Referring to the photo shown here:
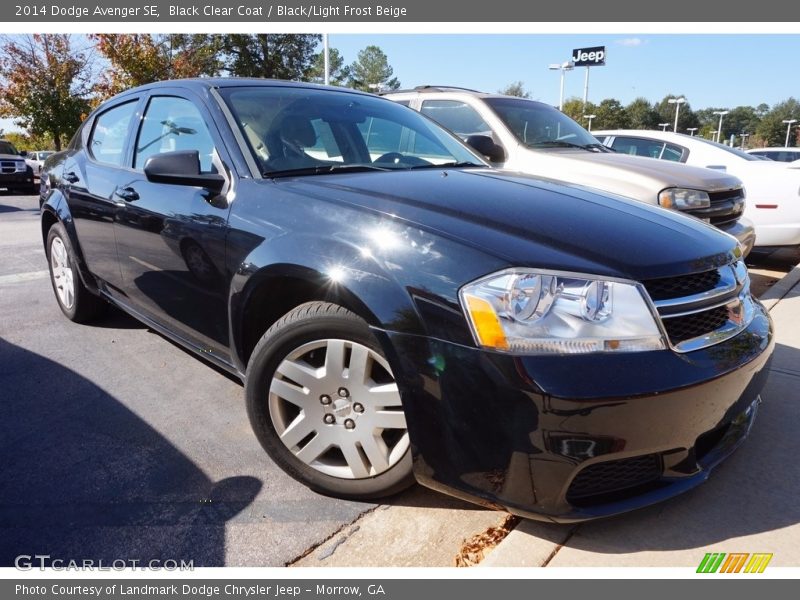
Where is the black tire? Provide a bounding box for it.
[245,301,414,500]
[46,222,106,323]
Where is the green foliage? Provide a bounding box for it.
[347,46,400,92]
[625,97,661,130]
[654,94,699,133]
[1,131,54,150]
[561,97,589,122]
[498,81,530,98]
[594,98,629,130]
[0,34,92,151]
[308,47,351,87]
[220,34,321,80]
[755,98,800,146]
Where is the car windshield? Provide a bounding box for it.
[38,151,54,160]
[0,141,19,155]
[484,97,601,149]
[218,86,486,177]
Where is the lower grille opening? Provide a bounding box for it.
[566,453,663,507]
[662,305,729,345]
[695,422,731,462]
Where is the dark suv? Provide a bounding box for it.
[0,139,36,194]
[40,79,773,521]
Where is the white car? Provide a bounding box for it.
[385,88,755,254]
[746,147,800,163]
[595,130,800,248]
[24,150,55,180]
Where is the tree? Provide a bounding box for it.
[755,98,800,146]
[498,81,530,98]
[308,47,351,87]
[92,34,222,101]
[220,34,320,80]
[561,98,596,124]
[0,34,93,151]
[594,98,629,130]
[347,46,400,92]
[625,97,661,130]
[654,94,699,133]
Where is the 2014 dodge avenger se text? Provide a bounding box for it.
[39,79,773,521]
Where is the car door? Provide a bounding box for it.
[62,98,141,289]
[112,91,234,360]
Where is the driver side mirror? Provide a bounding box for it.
[144,150,226,193]
[19,150,28,157]
[465,135,505,163]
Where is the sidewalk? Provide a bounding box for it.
[481,263,800,567]
[291,263,800,568]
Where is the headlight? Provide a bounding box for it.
[15,161,27,173]
[658,188,710,210]
[459,269,665,354]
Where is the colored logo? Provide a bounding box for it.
[697,552,773,573]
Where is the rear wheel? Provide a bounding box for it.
[46,222,105,323]
[245,301,414,499]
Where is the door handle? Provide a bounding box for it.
[63,171,79,183]
[115,187,140,202]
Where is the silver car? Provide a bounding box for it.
[385,87,755,255]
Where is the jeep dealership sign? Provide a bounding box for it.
[572,46,606,67]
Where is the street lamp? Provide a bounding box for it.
[668,97,686,132]
[658,123,670,132]
[583,114,597,131]
[740,132,750,149]
[548,61,574,111]
[713,110,729,143]
[687,127,698,136]
[782,119,798,147]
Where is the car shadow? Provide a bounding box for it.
[0,338,262,567]
[515,341,800,554]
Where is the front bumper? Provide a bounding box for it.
[719,217,756,256]
[0,173,35,190]
[380,301,773,522]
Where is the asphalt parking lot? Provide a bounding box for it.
[2,193,799,567]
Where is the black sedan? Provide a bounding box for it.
[39,79,773,521]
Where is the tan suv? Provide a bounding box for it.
[385,87,755,254]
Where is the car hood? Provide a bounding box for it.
[0,154,24,160]
[519,148,742,199]
[270,168,736,281]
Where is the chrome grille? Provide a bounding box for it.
[1,160,21,174]
[644,260,755,352]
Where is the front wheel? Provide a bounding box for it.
[245,302,414,499]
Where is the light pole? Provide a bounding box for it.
[584,114,597,131]
[687,127,698,136]
[713,110,729,143]
[658,123,670,132]
[782,119,797,147]
[668,97,686,132]
[548,61,574,111]
[740,132,750,149]
[323,34,330,85]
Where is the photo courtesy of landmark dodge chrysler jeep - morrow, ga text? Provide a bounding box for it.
[39,79,773,521]
[384,87,756,256]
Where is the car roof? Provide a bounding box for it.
[108,77,379,101]
[746,147,800,152]
[383,86,550,104]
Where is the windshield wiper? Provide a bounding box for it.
[405,161,484,169]
[528,140,610,152]
[264,164,391,178]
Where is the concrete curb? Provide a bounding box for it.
[759,263,800,310]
